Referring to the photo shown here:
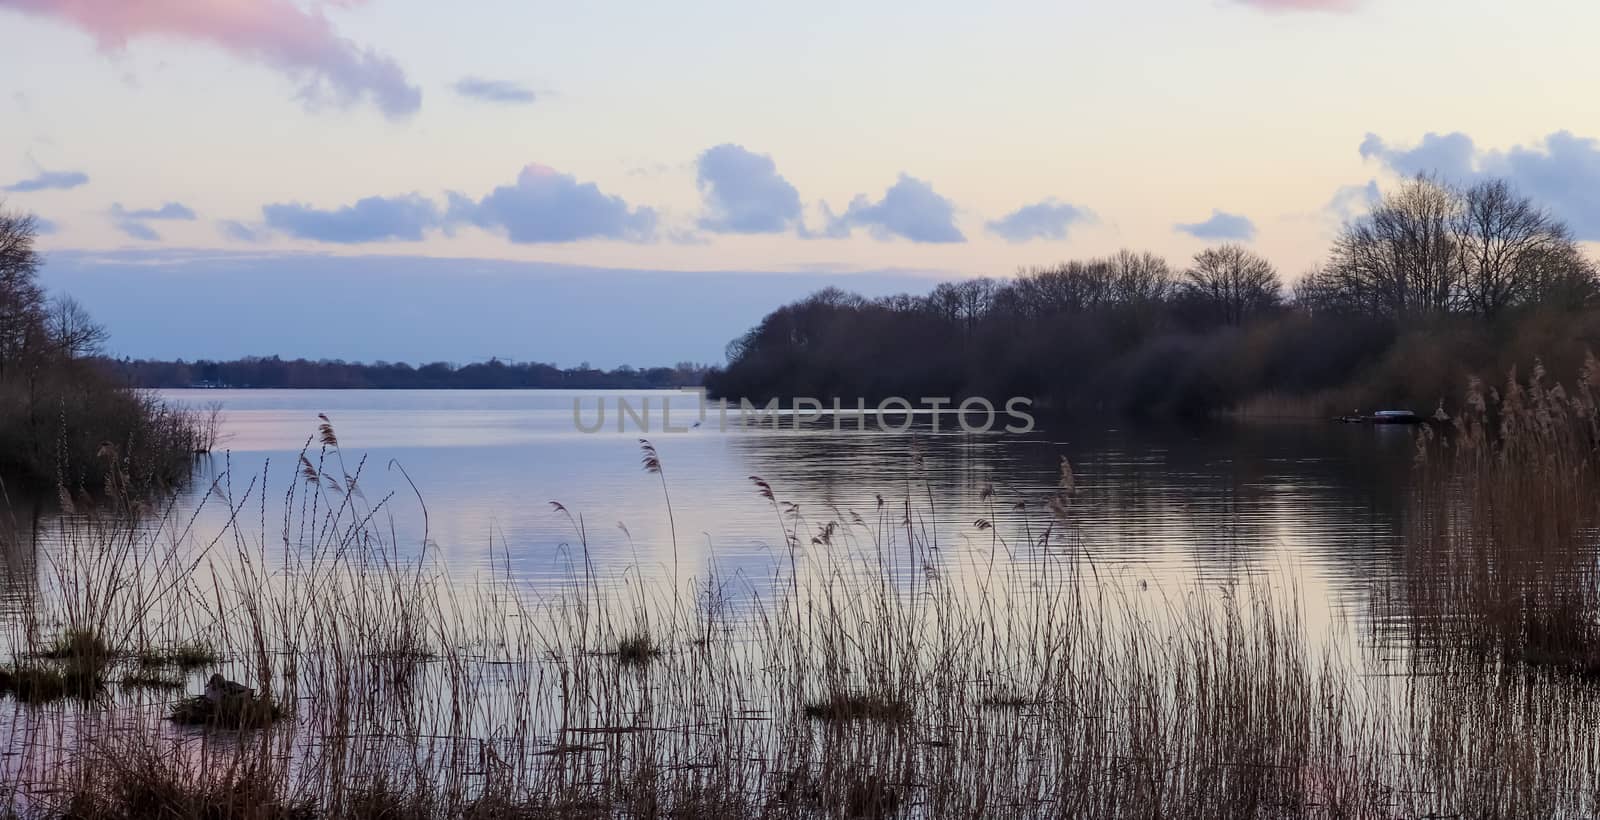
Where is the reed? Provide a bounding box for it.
[1,419,1598,818]
[1394,356,1600,675]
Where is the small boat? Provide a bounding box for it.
[1333,410,1424,425]
[1369,410,1423,424]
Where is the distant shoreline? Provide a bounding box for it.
[156,384,705,391]
[97,355,710,392]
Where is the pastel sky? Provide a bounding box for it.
[4,0,1599,365]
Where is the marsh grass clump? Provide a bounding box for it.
[1398,357,1600,674]
[168,693,285,729]
[53,740,308,820]
[119,669,185,690]
[0,661,104,703]
[40,628,111,663]
[614,632,660,665]
[980,690,1043,709]
[802,691,912,723]
[0,663,69,703]
[841,774,904,820]
[136,640,221,671]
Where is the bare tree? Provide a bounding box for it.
[1328,175,1460,320]
[1521,244,1600,310]
[1007,260,1117,317]
[1452,179,1581,319]
[1180,244,1281,325]
[0,205,47,377]
[1108,249,1174,305]
[48,295,109,358]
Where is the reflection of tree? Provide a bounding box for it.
[726,418,1415,599]
[0,496,45,633]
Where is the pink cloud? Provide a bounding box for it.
[0,0,420,117]
[1234,0,1360,11]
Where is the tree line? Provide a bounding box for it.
[101,356,710,391]
[1,206,206,491]
[707,176,1600,417]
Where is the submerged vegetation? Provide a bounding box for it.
[708,176,1600,419]
[0,396,1593,818]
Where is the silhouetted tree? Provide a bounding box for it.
[1328,175,1459,320]
[1179,245,1281,326]
[1453,179,1587,318]
[0,207,46,379]
[0,204,204,489]
[47,295,108,359]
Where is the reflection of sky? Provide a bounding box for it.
[139,391,1423,633]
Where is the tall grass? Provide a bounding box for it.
[1395,356,1600,674]
[1,422,1599,817]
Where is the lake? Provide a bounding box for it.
[101,388,1422,628]
[9,387,1596,818]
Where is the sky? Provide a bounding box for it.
[3,0,1599,366]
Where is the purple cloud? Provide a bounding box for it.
[4,168,89,192]
[0,0,421,118]
[826,174,965,243]
[217,220,264,242]
[1326,179,1382,221]
[986,199,1091,242]
[1359,132,1476,179]
[449,164,657,243]
[1175,209,1257,240]
[115,220,161,241]
[111,202,195,220]
[695,144,802,234]
[252,166,657,245]
[263,194,441,243]
[1361,130,1600,239]
[453,76,537,104]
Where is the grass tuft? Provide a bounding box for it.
[135,640,221,671]
[40,628,111,662]
[802,691,912,723]
[168,694,285,729]
[120,669,186,690]
[614,633,660,665]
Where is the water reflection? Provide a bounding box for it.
[1,390,1420,631]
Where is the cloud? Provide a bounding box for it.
[453,76,537,104]
[1175,209,1257,240]
[4,168,89,192]
[826,174,964,243]
[1359,132,1476,179]
[695,144,802,234]
[1326,179,1381,222]
[250,166,658,245]
[111,201,196,220]
[0,0,421,117]
[115,220,161,241]
[263,194,441,243]
[217,220,264,242]
[449,164,657,243]
[32,216,58,235]
[986,199,1090,242]
[1360,130,1600,239]
[1232,0,1359,11]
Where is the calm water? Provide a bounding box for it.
[94,389,1421,626]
